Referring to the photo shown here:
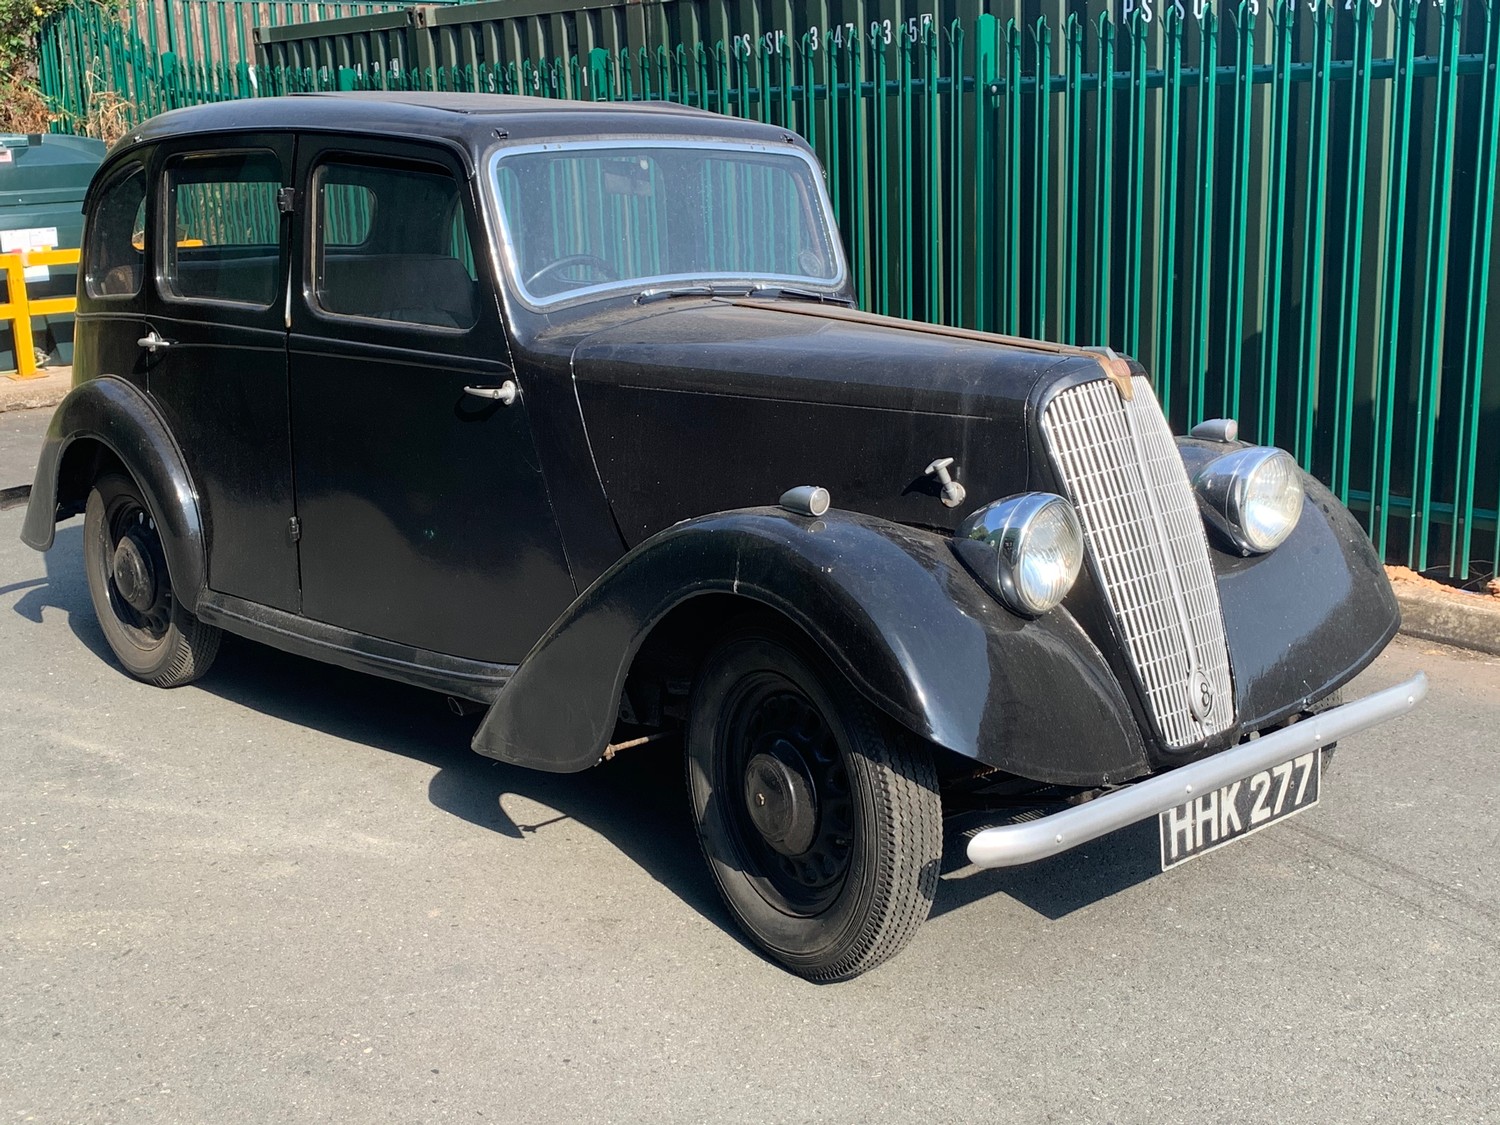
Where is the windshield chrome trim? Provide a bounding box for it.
[484,138,849,312]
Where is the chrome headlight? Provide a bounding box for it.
[954,493,1084,615]
[1192,446,1304,554]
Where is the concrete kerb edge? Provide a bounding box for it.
[0,370,70,414]
[1394,587,1500,658]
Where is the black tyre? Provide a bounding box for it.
[686,627,942,981]
[83,472,221,687]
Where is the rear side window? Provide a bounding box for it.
[163,151,282,307]
[84,164,147,299]
[323,182,375,247]
[313,160,477,331]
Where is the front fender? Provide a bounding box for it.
[1176,438,1402,731]
[472,508,1148,785]
[1218,479,1400,728]
[21,376,207,611]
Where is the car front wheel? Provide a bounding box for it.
[686,626,942,981]
[83,472,221,687]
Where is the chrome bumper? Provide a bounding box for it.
[965,673,1428,869]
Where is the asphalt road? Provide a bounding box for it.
[1,406,51,492]
[1,410,1497,1124]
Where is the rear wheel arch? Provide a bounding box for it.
[55,437,127,520]
[24,378,209,612]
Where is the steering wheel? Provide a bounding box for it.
[525,254,620,289]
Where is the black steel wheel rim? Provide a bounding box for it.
[715,673,854,916]
[98,493,172,645]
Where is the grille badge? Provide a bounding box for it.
[1188,671,1214,722]
[1042,375,1236,749]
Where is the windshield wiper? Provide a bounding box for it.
[637,284,753,304]
[748,285,854,306]
[637,283,853,306]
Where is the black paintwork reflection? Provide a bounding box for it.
[568,300,1085,544]
[143,134,301,613]
[1214,472,1398,728]
[282,132,577,664]
[287,339,576,664]
[146,328,300,612]
[1177,438,1400,740]
[473,508,1147,784]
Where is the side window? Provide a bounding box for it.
[84,164,147,299]
[313,159,477,331]
[323,182,374,247]
[451,207,477,281]
[163,151,282,307]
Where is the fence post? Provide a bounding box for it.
[2,250,81,381]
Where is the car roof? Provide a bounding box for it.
[115,92,803,161]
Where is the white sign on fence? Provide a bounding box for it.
[1,227,60,283]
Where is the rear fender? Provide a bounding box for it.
[21,376,207,611]
[472,508,1147,785]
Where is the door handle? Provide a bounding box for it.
[463,381,517,405]
[137,330,174,353]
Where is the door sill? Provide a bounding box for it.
[195,590,515,704]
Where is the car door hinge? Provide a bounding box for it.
[277,187,296,214]
[288,516,301,543]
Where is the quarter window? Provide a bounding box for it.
[163,151,282,307]
[84,164,147,299]
[313,160,477,331]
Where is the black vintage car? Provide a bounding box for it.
[24,93,1424,980]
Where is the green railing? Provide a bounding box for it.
[36,0,469,123]
[34,0,1500,585]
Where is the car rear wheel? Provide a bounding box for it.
[686,626,942,981]
[83,472,220,687]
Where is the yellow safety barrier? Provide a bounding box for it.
[2,247,80,380]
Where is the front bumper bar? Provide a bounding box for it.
[966,672,1428,868]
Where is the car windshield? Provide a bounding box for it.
[490,142,844,304]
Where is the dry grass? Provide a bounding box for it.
[76,79,132,144]
[0,73,56,133]
[1386,565,1500,602]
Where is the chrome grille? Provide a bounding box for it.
[1042,376,1234,749]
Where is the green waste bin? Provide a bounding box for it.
[0,133,107,373]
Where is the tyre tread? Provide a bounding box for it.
[807,706,941,982]
[147,605,222,688]
[85,473,222,689]
[687,622,942,982]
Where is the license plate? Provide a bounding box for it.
[1158,749,1321,870]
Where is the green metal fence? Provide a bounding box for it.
[36,0,469,122]
[34,0,1500,585]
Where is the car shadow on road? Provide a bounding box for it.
[10,527,1161,942]
[7,524,118,665]
[933,811,1161,921]
[206,635,1168,932]
[204,633,745,941]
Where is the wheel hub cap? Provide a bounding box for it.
[743,743,818,856]
[111,533,157,613]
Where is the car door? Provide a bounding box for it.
[144,136,299,613]
[286,139,576,664]
[74,156,156,395]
